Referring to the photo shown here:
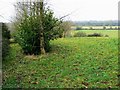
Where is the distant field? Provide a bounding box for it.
[72,30,118,38]
[3,30,119,88]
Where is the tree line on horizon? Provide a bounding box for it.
[74,20,118,26]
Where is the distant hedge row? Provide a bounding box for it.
[74,32,109,37]
[75,26,118,30]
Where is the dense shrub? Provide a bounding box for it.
[76,27,82,30]
[105,35,109,37]
[87,33,103,37]
[15,18,40,55]
[74,32,87,37]
[10,30,17,43]
[14,2,63,55]
[2,23,10,59]
[89,27,93,30]
[103,26,106,30]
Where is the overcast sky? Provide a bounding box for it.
[0,0,119,22]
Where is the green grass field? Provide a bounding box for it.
[3,30,119,88]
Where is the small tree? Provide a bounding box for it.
[60,21,73,37]
[14,1,63,55]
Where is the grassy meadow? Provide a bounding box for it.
[3,30,119,88]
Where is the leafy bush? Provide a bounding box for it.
[74,32,87,37]
[15,18,40,55]
[2,23,10,59]
[105,35,109,37]
[10,31,17,43]
[87,33,103,37]
[89,27,93,30]
[14,2,63,55]
[103,26,106,30]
